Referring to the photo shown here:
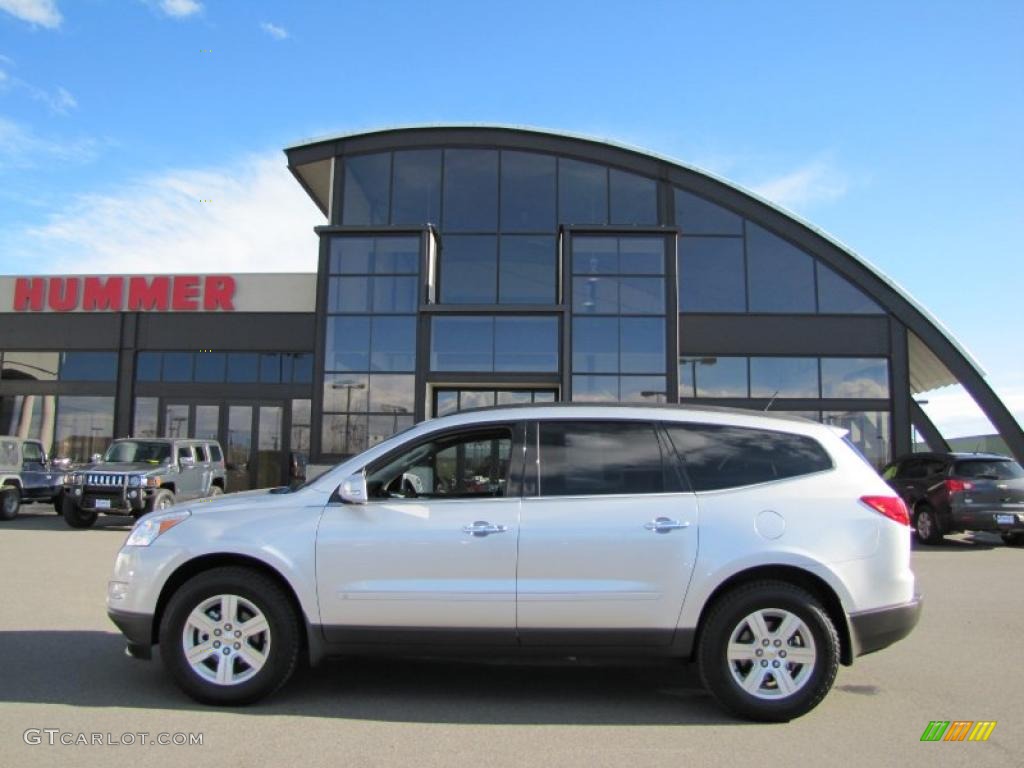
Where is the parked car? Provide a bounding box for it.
[0,436,68,520]
[882,452,1024,545]
[106,405,920,721]
[63,438,226,529]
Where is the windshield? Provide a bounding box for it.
[953,459,1024,480]
[103,441,171,464]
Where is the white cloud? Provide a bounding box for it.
[0,0,62,28]
[27,82,76,114]
[918,380,1024,440]
[0,116,99,167]
[750,159,849,210]
[158,0,201,18]
[7,153,323,274]
[260,21,288,40]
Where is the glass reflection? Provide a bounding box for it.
[750,357,819,398]
[821,358,889,398]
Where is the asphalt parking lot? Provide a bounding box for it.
[0,509,1020,768]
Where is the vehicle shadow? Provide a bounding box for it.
[1,509,134,532]
[911,532,1004,552]
[0,630,740,726]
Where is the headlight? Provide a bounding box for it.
[128,475,142,488]
[144,476,161,488]
[125,509,191,547]
[69,474,84,486]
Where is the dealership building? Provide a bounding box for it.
[1,126,1021,489]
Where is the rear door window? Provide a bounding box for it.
[536,421,683,497]
[208,444,224,463]
[665,423,832,491]
[177,445,194,463]
[195,444,210,463]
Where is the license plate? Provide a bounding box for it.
[95,499,111,510]
[996,514,1015,525]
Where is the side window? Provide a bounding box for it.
[896,459,924,479]
[208,444,224,463]
[22,442,42,463]
[196,445,210,463]
[367,427,513,500]
[177,445,194,463]
[0,440,18,466]
[537,421,679,497]
[665,423,832,491]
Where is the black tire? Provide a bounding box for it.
[1001,532,1024,547]
[52,490,64,514]
[697,580,840,722]
[0,487,20,520]
[913,505,943,545]
[62,496,97,529]
[147,489,175,513]
[159,566,301,706]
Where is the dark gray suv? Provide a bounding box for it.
[62,438,226,529]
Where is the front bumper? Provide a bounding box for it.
[69,485,151,514]
[849,595,923,657]
[107,608,154,660]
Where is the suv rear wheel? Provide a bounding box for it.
[159,567,301,705]
[62,496,97,529]
[913,504,943,545]
[0,486,20,520]
[698,581,839,722]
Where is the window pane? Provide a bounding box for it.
[328,276,371,312]
[679,237,746,312]
[370,316,416,371]
[368,413,415,447]
[500,151,556,231]
[750,357,819,398]
[391,149,441,226]
[620,317,665,373]
[619,237,664,275]
[619,277,665,314]
[443,149,498,231]
[538,421,668,496]
[497,390,532,405]
[226,353,258,383]
[459,390,495,410]
[373,237,420,274]
[259,353,281,383]
[823,411,890,469]
[325,316,370,371]
[323,374,368,412]
[559,159,608,225]
[821,358,889,398]
[746,224,816,313]
[194,352,226,383]
[440,235,497,304]
[368,374,415,413]
[291,399,312,453]
[136,352,161,382]
[534,391,556,403]
[817,263,883,314]
[572,375,618,402]
[372,276,419,313]
[59,352,117,381]
[435,390,459,416]
[54,396,114,463]
[431,316,493,371]
[609,169,657,226]
[572,237,618,274]
[162,352,193,382]
[133,397,158,438]
[494,317,558,372]
[688,356,748,398]
[572,317,618,373]
[289,354,313,384]
[572,276,618,314]
[1,352,58,381]
[499,235,556,304]
[620,375,668,403]
[322,414,367,455]
[666,424,833,491]
[329,237,373,274]
[342,153,390,226]
[195,405,220,440]
[674,189,743,235]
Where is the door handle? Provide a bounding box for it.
[644,517,690,534]
[462,521,509,537]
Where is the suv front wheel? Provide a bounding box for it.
[698,581,840,722]
[62,497,97,529]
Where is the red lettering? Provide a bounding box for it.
[47,277,79,311]
[82,276,124,311]
[13,278,44,311]
[203,275,235,311]
[127,277,170,311]
[171,275,200,311]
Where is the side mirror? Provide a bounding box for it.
[180,456,195,467]
[90,453,102,464]
[338,473,368,505]
[52,457,71,470]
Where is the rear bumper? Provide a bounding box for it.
[107,608,154,660]
[951,508,1024,533]
[849,595,922,657]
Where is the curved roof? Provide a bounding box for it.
[285,124,982,386]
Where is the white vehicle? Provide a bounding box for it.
[107,405,920,721]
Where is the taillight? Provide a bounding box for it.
[945,478,974,493]
[861,495,910,526]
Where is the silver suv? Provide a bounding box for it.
[106,405,921,721]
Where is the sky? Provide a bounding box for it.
[0,0,1021,438]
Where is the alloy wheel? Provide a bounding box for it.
[181,594,271,686]
[725,608,817,700]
